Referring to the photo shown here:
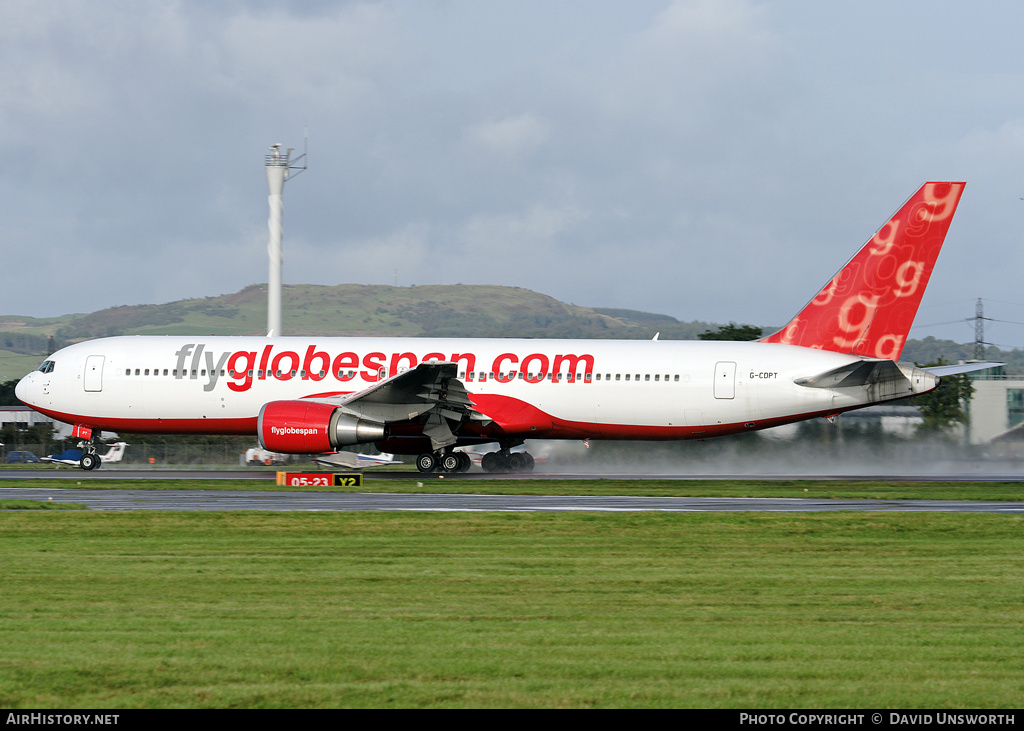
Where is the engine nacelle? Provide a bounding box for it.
[258,400,387,453]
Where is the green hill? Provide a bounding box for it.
[0,283,704,380]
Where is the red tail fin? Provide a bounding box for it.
[760,182,965,360]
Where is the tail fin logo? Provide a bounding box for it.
[761,182,965,360]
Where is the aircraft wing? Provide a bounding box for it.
[357,453,401,467]
[326,362,484,450]
[41,448,85,466]
[312,452,402,469]
[40,458,82,467]
[312,452,359,469]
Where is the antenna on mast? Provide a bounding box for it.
[264,136,308,337]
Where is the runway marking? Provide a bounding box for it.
[393,508,491,512]
[521,506,696,512]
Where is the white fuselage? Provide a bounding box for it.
[15,335,937,449]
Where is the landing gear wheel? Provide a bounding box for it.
[507,453,526,472]
[457,452,472,472]
[441,453,461,472]
[481,452,502,473]
[80,453,100,471]
[416,453,438,473]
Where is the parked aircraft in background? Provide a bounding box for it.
[244,447,287,466]
[311,451,402,470]
[41,442,128,470]
[17,182,997,472]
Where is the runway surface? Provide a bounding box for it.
[3,486,1023,513]
[2,468,1024,482]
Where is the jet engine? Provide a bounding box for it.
[258,400,387,453]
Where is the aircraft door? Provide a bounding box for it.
[84,355,105,392]
[714,361,736,399]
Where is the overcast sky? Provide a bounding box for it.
[4,1,1024,347]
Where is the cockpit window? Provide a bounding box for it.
[37,360,55,374]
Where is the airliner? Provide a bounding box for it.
[16,182,990,472]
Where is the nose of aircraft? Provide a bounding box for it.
[15,371,39,407]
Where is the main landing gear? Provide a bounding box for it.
[415,451,472,474]
[480,450,535,473]
[415,444,537,474]
[413,444,540,473]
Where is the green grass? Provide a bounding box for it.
[1,510,1023,708]
[0,499,88,510]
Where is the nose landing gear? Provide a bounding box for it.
[77,443,102,470]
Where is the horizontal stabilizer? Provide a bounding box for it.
[921,362,1002,377]
[795,360,907,389]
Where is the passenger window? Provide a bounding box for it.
[615,374,620,381]
[625,374,630,381]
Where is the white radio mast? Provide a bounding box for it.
[264,137,306,337]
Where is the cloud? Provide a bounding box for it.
[465,113,550,161]
[1,0,1023,348]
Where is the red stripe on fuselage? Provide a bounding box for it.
[29,404,258,436]
[34,393,862,449]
